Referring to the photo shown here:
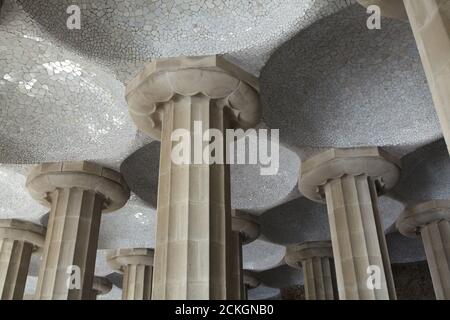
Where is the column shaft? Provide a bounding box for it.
[0,239,33,299]
[122,264,153,300]
[35,188,104,300]
[302,257,334,300]
[324,174,396,300]
[403,0,450,154]
[421,220,450,299]
[152,95,232,299]
[229,231,244,300]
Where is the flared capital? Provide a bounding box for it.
[125,55,262,140]
[107,248,155,273]
[397,200,450,238]
[232,210,260,244]
[299,147,400,202]
[0,219,45,250]
[285,241,333,269]
[26,161,130,213]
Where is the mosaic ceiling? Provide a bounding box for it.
[261,4,442,155]
[0,0,444,298]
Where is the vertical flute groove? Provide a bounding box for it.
[324,174,395,300]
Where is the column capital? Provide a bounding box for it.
[0,219,45,250]
[26,161,130,213]
[243,270,260,290]
[299,147,400,202]
[356,0,407,20]
[125,55,261,140]
[107,248,155,273]
[92,276,113,296]
[397,200,450,238]
[232,210,260,244]
[285,241,333,269]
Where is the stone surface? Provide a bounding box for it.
[0,219,45,300]
[261,4,441,155]
[286,241,336,300]
[229,138,301,213]
[1,0,447,301]
[98,194,156,250]
[26,161,129,300]
[300,147,401,202]
[229,211,260,300]
[91,276,112,299]
[259,195,403,246]
[97,282,122,300]
[232,211,260,244]
[392,139,450,205]
[12,0,356,76]
[281,285,306,300]
[392,262,435,300]
[243,239,286,271]
[0,1,146,164]
[121,139,300,213]
[397,200,450,299]
[299,148,399,300]
[0,0,360,165]
[282,261,436,300]
[403,0,450,155]
[0,165,48,224]
[24,274,123,300]
[127,56,261,300]
[248,285,281,300]
[107,248,154,300]
[387,231,426,264]
[126,55,261,139]
[39,194,156,250]
[257,264,303,289]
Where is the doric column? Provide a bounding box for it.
[91,276,112,300]
[0,219,45,300]
[357,0,450,155]
[299,148,400,300]
[286,241,336,300]
[26,161,129,300]
[243,270,260,300]
[230,210,260,300]
[126,55,261,299]
[397,200,450,300]
[107,248,154,300]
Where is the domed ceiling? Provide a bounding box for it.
[15,0,355,75]
[0,0,443,299]
[261,4,441,155]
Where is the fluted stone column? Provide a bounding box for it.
[358,0,450,155]
[286,241,336,300]
[126,55,261,299]
[0,219,45,300]
[26,161,129,300]
[299,148,399,300]
[107,248,154,300]
[397,200,450,300]
[91,276,112,300]
[243,270,260,300]
[230,211,260,300]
